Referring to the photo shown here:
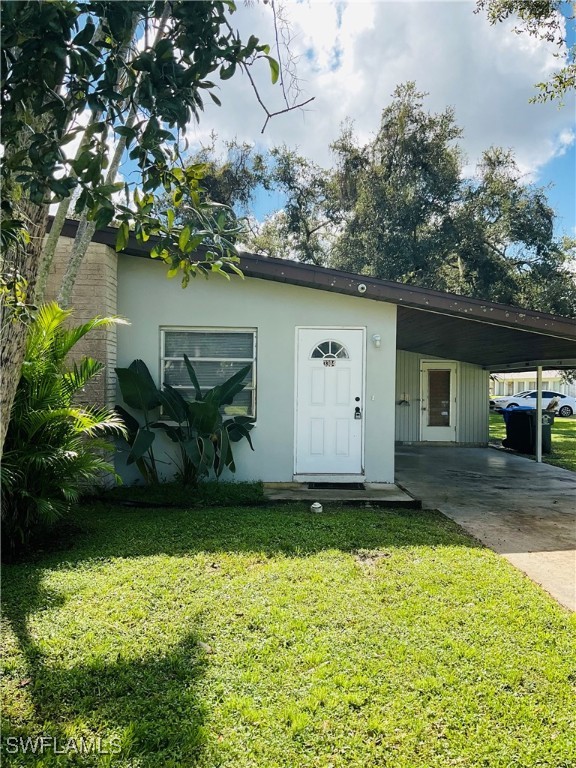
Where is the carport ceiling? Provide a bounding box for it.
[396,306,576,370]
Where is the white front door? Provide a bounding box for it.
[295,328,364,476]
[420,361,458,441]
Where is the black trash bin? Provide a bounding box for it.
[501,407,554,454]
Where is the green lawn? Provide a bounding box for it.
[2,504,575,767]
[490,412,576,472]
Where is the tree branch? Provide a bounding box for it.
[271,0,289,107]
[242,60,315,132]
[222,15,314,133]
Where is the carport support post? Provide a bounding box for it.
[536,366,543,463]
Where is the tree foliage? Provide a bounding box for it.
[263,147,342,265]
[152,137,271,257]
[451,147,573,310]
[225,84,575,315]
[186,137,271,212]
[331,84,463,284]
[160,140,343,265]
[1,0,278,264]
[0,0,287,457]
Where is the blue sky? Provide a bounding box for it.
[541,144,575,238]
[543,0,575,238]
[181,1,575,242]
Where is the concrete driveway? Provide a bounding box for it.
[395,446,576,611]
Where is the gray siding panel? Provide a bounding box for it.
[458,363,490,443]
[396,351,489,444]
[395,351,421,441]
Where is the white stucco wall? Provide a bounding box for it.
[117,254,397,483]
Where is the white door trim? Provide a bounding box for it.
[294,326,366,479]
[420,360,458,442]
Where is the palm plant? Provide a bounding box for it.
[1,303,126,556]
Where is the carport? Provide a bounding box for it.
[390,287,576,461]
[395,445,576,611]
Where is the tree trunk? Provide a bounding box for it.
[57,216,96,307]
[56,9,164,306]
[0,202,49,456]
[35,188,76,304]
[34,18,107,304]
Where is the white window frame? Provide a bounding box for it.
[160,327,257,418]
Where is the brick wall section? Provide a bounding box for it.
[44,237,119,408]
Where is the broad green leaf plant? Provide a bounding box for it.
[115,356,255,486]
[115,360,163,484]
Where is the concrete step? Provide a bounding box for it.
[263,482,420,508]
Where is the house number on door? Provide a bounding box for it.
[323,359,336,367]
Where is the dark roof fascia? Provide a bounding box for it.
[53,217,576,342]
[237,253,576,342]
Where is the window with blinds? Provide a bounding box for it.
[160,329,256,417]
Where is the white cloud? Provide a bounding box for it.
[183,0,574,191]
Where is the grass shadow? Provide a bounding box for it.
[2,584,210,767]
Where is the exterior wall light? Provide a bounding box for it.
[371,334,381,348]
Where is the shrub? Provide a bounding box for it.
[1,303,126,557]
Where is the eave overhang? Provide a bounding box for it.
[54,218,576,370]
